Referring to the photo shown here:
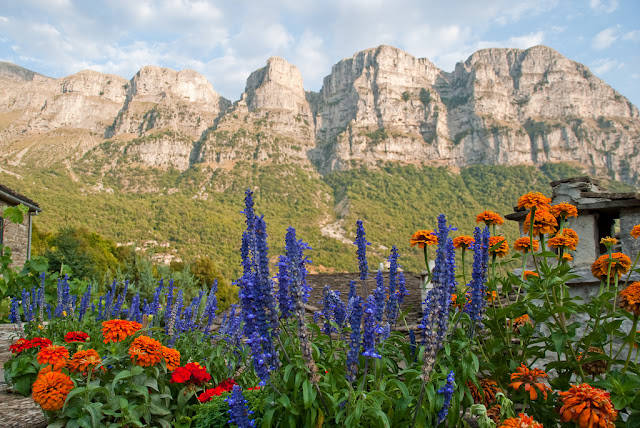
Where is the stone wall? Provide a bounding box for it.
[0,200,30,267]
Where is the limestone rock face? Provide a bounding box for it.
[108,66,230,139]
[195,57,315,168]
[313,45,640,183]
[1,45,639,183]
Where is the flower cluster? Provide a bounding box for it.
[498,413,543,428]
[619,281,640,316]
[31,367,74,411]
[558,384,617,428]
[197,378,237,403]
[128,335,162,367]
[437,371,455,423]
[464,226,490,332]
[170,362,211,386]
[101,319,142,343]
[64,331,89,343]
[355,220,371,279]
[161,346,181,371]
[523,209,557,236]
[467,378,500,406]
[488,236,509,258]
[476,210,504,226]
[591,253,631,281]
[410,229,438,248]
[67,349,102,375]
[509,364,551,400]
[225,385,256,428]
[452,235,475,249]
[37,345,70,370]
[549,202,578,219]
[513,237,539,253]
[9,337,52,354]
[517,192,551,210]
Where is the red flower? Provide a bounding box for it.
[247,386,261,391]
[170,362,211,386]
[218,378,237,391]
[64,331,89,343]
[198,386,227,403]
[10,337,53,354]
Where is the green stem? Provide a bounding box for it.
[623,316,639,373]
[528,207,541,275]
[461,249,467,285]
[423,246,431,282]
[516,253,528,303]
[609,275,620,358]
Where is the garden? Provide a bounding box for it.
[2,189,639,427]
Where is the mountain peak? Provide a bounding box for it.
[244,56,308,114]
[0,61,50,82]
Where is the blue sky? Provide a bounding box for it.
[1,0,639,106]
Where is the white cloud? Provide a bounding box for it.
[589,0,619,14]
[623,30,640,42]
[591,58,624,74]
[593,27,619,50]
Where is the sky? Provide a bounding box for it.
[1,0,639,106]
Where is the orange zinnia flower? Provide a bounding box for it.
[161,346,181,371]
[102,319,142,344]
[476,210,504,226]
[499,413,543,428]
[488,236,509,258]
[32,369,74,411]
[517,192,551,211]
[513,237,539,253]
[512,314,534,333]
[37,345,70,370]
[591,253,631,281]
[523,210,557,236]
[523,271,539,280]
[562,253,574,262]
[452,235,475,250]
[67,349,102,375]
[550,202,578,219]
[467,378,501,406]
[128,335,162,367]
[619,281,640,316]
[548,233,578,250]
[410,230,438,248]
[559,384,617,428]
[631,224,640,239]
[509,364,551,400]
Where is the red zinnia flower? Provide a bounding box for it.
[64,331,89,343]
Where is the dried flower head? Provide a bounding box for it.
[619,281,640,316]
[452,235,475,250]
[591,253,631,281]
[37,345,69,370]
[523,210,558,236]
[576,347,608,376]
[512,314,534,333]
[550,202,578,219]
[410,229,438,248]
[476,210,504,226]
[509,364,551,400]
[517,192,551,211]
[161,346,181,372]
[128,335,162,367]
[559,384,617,428]
[67,349,102,375]
[32,369,74,411]
[562,253,574,262]
[101,319,142,344]
[488,236,509,258]
[499,413,543,428]
[467,378,501,406]
[513,237,539,253]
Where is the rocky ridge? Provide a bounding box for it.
[0,45,638,183]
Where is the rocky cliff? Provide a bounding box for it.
[1,45,638,183]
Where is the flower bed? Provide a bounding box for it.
[2,189,640,427]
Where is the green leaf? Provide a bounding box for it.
[303,380,313,409]
[2,204,27,224]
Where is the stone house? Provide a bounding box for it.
[0,184,41,267]
[505,176,640,285]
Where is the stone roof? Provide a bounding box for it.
[505,176,640,221]
[0,184,41,212]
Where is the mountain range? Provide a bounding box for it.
[0,45,637,278]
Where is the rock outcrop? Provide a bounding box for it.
[0,45,639,182]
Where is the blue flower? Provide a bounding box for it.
[437,371,455,423]
[373,270,385,324]
[346,295,363,380]
[9,297,20,323]
[78,285,91,322]
[21,289,33,322]
[202,280,218,332]
[348,280,357,302]
[362,295,381,359]
[128,292,141,322]
[276,255,293,318]
[464,226,490,336]
[354,220,370,281]
[151,279,164,316]
[225,385,256,428]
